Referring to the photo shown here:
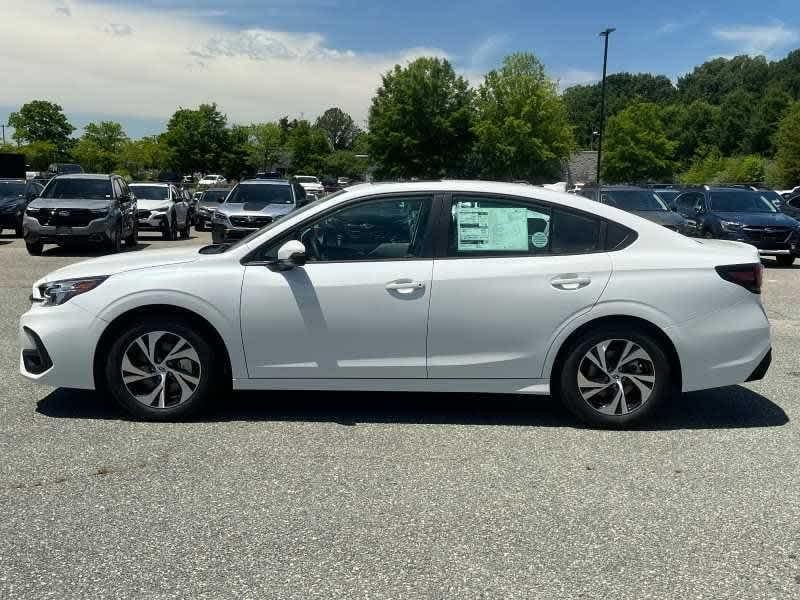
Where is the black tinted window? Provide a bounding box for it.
[42,178,112,199]
[551,209,601,254]
[201,190,229,203]
[709,191,778,213]
[605,222,636,251]
[0,181,26,197]
[226,184,293,206]
[130,185,169,200]
[293,196,432,261]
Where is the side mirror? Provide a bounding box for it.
[270,240,307,271]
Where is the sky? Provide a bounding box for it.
[1,0,799,139]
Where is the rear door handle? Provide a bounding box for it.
[550,275,591,290]
[386,279,425,292]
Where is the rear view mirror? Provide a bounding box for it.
[270,240,307,271]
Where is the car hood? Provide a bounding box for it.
[219,203,294,217]
[198,200,222,209]
[711,211,800,227]
[136,199,171,211]
[27,198,112,210]
[36,246,201,285]
[628,210,685,227]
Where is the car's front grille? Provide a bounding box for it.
[137,209,151,220]
[230,215,273,228]
[741,226,792,243]
[35,208,96,227]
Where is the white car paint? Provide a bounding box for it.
[20,181,770,404]
[199,175,226,186]
[294,175,325,195]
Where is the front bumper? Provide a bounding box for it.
[136,211,167,231]
[23,215,114,245]
[0,208,22,228]
[212,223,257,243]
[718,230,799,256]
[19,300,104,389]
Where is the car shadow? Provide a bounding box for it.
[41,243,150,257]
[761,257,800,269]
[36,385,788,430]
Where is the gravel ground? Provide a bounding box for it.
[0,229,798,599]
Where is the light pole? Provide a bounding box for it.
[355,154,369,182]
[596,27,615,201]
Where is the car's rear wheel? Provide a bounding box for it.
[557,326,672,428]
[162,215,175,241]
[776,255,795,267]
[104,318,218,420]
[106,223,122,253]
[124,221,138,248]
[180,214,191,239]
[26,241,43,255]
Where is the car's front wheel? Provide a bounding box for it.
[104,317,219,420]
[557,326,672,428]
[26,240,43,255]
[776,255,795,267]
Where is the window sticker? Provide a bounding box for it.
[456,204,529,251]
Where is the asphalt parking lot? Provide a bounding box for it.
[0,229,799,599]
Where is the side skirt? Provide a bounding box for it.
[232,378,550,395]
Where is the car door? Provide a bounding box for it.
[675,192,702,235]
[240,193,436,379]
[426,193,612,380]
[171,185,188,225]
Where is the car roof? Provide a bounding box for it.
[239,178,291,185]
[52,173,114,180]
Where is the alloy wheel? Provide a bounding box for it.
[577,339,656,416]
[120,331,202,409]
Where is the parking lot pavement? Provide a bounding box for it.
[0,229,799,599]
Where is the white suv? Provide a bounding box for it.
[19,181,771,426]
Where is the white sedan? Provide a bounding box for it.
[198,174,227,187]
[19,181,771,427]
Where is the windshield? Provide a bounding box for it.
[221,190,346,253]
[295,176,319,184]
[0,181,26,197]
[225,183,293,205]
[602,190,668,211]
[130,185,169,200]
[201,190,229,203]
[709,191,778,213]
[41,178,112,200]
[654,190,680,204]
[759,191,783,205]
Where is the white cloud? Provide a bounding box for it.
[556,69,600,91]
[712,22,799,56]
[0,0,447,132]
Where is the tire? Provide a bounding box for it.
[124,221,138,248]
[26,241,43,255]
[776,255,795,267]
[557,325,672,428]
[180,215,190,239]
[15,225,23,237]
[703,230,714,239]
[104,317,219,421]
[106,223,122,253]
[162,214,175,241]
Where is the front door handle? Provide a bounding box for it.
[386,279,425,292]
[551,275,591,290]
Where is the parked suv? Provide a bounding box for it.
[23,174,137,255]
[212,179,307,244]
[129,183,191,240]
[590,186,688,233]
[294,175,325,197]
[0,179,44,236]
[673,186,800,266]
[195,187,230,231]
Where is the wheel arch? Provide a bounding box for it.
[547,315,682,397]
[93,304,232,391]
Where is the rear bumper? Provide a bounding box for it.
[745,348,771,382]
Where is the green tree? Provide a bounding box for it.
[7,100,75,155]
[562,73,676,148]
[247,122,283,172]
[774,102,800,187]
[286,121,331,174]
[19,141,58,171]
[322,150,367,180]
[221,124,252,180]
[315,107,361,150]
[745,84,792,155]
[602,102,677,183]
[368,57,473,179]
[163,103,229,175]
[119,136,170,180]
[472,52,573,181]
[715,90,756,156]
[663,101,721,165]
[71,121,129,173]
[678,55,770,105]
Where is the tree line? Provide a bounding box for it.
[3,49,800,187]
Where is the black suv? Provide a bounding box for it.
[579,186,688,233]
[0,179,44,236]
[673,186,800,266]
[23,174,137,255]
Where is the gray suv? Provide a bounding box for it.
[212,179,307,243]
[23,174,137,255]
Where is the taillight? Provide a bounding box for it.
[715,263,763,294]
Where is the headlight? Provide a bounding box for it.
[36,276,108,307]
[213,212,229,223]
[720,220,743,232]
[26,206,40,214]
